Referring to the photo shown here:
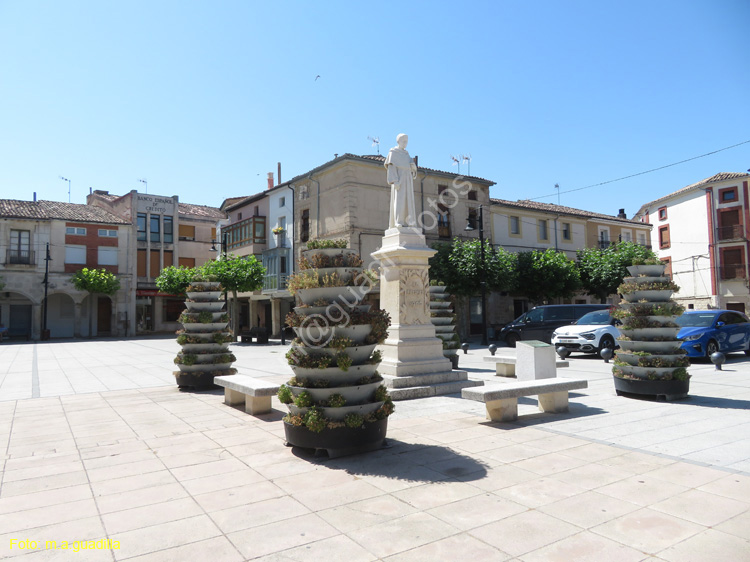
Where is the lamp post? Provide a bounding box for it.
[210,231,229,309]
[59,176,71,203]
[41,243,51,340]
[465,205,489,346]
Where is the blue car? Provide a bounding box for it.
[676,309,750,358]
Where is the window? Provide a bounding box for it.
[164,250,173,268]
[661,257,672,277]
[659,225,670,249]
[721,248,744,279]
[162,299,184,322]
[718,208,741,240]
[9,229,31,263]
[137,213,147,241]
[279,197,286,207]
[178,224,195,241]
[137,249,147,277]
[97,247,118,266]
[237,212,242,220]
[510,216,521,235]
[658,206,667,221]
[98,229,117,237]
[66,227,86,235]
[279,216,286,231]
[599,228,610,248]
[468,208,478,230]
[538,219,549,241]
[298,185,309,200]
[637,232,647,245]
[621,230,633,242]
[254,205,260,216]
[150,250,160,278]
[562,222,571,241]
[65,245,86,264]
[254,220,265,242]
[301,209,310,242]
[150,215,160,242]
[163,216,173,243]
[178,257,195,268]
[467,190,477,201]
[719,187,738,203]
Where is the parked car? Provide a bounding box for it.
[551,309,621,356]
[498,304,610,346]
[677,309,750,359]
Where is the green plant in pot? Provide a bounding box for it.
[613,261,690,400]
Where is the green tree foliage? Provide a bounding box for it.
[429,240,517,298]
[514,249,581,303]
[577,242,658,303]
[155,266,195,296]
[200,254,265,335]
[70,268,120,295]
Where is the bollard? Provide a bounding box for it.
[461,342,470,355]
[600,347,614,363]
[710,351,726,371]
[556,346,570,360]
[488,344,497,356]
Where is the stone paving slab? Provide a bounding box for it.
[0,338,749,559]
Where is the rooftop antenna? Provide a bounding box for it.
[554,183,560,205]
[461,154,472,177]
[368,136,380,155]
[138,178,148,194]
[450,155,460,175]
[59,176,71,203]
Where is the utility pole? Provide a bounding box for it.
[60,176,71,203]
[138,178,148,193]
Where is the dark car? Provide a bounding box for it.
[677,309,750,359]
[498,304,611,347]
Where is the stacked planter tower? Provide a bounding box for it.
[429,283,460,367]
[613,262,690,401]
[280,240,393,458]
[173,278,236,390]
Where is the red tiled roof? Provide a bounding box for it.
[0,199,129,224]
[491,198,648,226]
[636,172,750,215]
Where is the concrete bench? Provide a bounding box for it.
[214,375,279,415]
[462,378,588,422]
[483,356,569,377]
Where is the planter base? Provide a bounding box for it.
[174,371,218,391]
[613,376,689,401]
[283,418,388,459]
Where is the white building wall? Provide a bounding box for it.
[268,187,294,262]
[491,210,586,258]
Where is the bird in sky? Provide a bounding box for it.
[315,75,321,81]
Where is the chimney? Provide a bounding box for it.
[33,192,37,202]
[267,172,274,190]
[617,208,627,219]
[277,162,281,185]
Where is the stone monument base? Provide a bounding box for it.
[373,227,482,400]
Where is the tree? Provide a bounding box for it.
[155,266,195,296]
[429,240,517,298]
[514,249,581,303]
[577,242,658,303]
[200,254,265,336]
[70,268,120,337]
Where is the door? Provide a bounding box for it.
[97,298,112,335]
[520,307,549,341]
[718,312,749,352]
[9,305,32,338]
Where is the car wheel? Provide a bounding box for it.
[705,340,719,358]
[745,349,750,357]
[598,335,615,356]
[505,333,519,348]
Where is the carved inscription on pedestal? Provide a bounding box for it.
[399,268,430,325]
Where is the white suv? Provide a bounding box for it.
[551,309,620,356]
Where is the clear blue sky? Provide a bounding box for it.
[1,0,748,218]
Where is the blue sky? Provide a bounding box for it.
[1,0,748,218]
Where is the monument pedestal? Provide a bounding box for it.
[372,228,482,400]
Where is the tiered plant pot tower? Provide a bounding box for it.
[613,262,690,401]
[429,282,460,367]
[173,277,236,390]
[280,240,394,458]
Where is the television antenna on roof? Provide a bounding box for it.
[368,136,380,155]
[138,178,148,194]
[461,154,472,177]
[450,155,460,175]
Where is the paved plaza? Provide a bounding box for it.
[0,337,749,560]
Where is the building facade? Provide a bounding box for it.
[87,190,225,334]
[0,199,131,340]
[635,172,750,312]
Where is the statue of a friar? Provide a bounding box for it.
[384,133,418,228]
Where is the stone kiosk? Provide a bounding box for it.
[372,134,481,399]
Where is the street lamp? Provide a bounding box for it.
[41,243,51,340]
[210,231,229,309]
[465,205,489,346]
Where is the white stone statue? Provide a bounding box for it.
[384,133,418,228]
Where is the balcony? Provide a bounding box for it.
[225,216,267,251]
[720,264,746,280]
[6,249,35,265]
[263,273,288,292]
[717,225,744,241]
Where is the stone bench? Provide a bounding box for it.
[483,356,569,377]
[462,378,588,422]
[214,375,279,415]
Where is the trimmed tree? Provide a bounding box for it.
[155,265,196,296]
[514,249,581,303]
[429,240,517,297]
[200,254,265,337]
[577,242,658,303]
[70,268,120,337]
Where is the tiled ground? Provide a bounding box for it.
[0,338,749,560]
